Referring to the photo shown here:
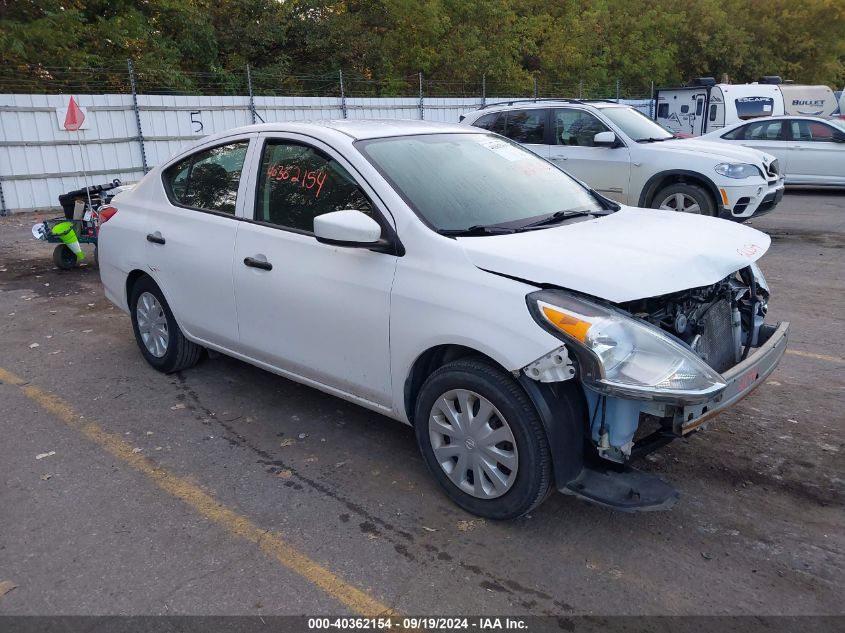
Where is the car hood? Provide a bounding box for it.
[658,138,770,165]
[457,206,770,303]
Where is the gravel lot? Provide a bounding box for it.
[0,191,842,618]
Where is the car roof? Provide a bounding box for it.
[198,119,479,144]
[719,114,838,129]
[470,99,629,115]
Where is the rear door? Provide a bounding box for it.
[548,107,631,203]
[148,137,253,348]
[494,108,550,158]
[232,134,397,406]
[787,119,845,184]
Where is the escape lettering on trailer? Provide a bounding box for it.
[267,164,328,198]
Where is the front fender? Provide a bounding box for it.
[638,169,723,210]
[517,376,588,490]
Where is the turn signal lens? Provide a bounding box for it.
[541,305,590,342]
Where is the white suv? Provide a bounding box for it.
[461,99,785,220]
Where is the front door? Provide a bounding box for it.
[548,108,631,203]
[147,138,252,348]
[729,120,790,176]
[233,135,397,406]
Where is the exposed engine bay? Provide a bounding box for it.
[620,266,770,374]
[583,265,774,464]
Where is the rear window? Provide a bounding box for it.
[735,97,774,120]
[163,141,249,214]
[472,112,500,131]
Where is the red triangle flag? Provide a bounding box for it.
[64,96,85,131]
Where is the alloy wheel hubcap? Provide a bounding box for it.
[136,292,169,358]
[659,192,701,214]
[428,389,518,499]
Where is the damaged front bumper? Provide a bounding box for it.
[675,321,789,435]
[561,321,789,512]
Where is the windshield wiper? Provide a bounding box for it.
[515,209,596,230]
[438,224,516,237]
[636,137,672,143]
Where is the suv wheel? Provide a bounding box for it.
[414,358,552,520]
[129,275,202,373]
[652,183,716,216]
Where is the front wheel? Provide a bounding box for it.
[414,358,552,519]
[651,183,716,216]
[129,275,202,373]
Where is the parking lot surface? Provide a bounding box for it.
[1,191,843,617]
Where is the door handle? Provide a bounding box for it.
[243,256,272,271]
[146,233,165,245]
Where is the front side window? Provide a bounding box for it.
[357,133,602,232]
[163,141,248,214]
[554,109,611,146]
[501,109,546,144]
[255,140,373,232]
[742,120,785,140]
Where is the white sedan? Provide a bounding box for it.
[700,115,845,186]
[99,120,788,519]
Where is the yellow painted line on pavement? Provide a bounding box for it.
[785,349,844,364]
[0,366,394,617]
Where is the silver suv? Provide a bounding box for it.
[461,99,784,220]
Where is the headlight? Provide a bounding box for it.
[527,290,727,403]
[714,163,762,179]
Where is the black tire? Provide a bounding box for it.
[650,182,716,216]
[52,244,79,270]
[414,358,552,520]
[129,275,202,373]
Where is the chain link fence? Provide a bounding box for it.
[0,62,655,101]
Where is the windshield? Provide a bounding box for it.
[356,133,602,232]
[600,106,674,141]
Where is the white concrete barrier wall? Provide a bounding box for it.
[0,94,652,212]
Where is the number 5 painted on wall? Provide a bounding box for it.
[190,111,204,134]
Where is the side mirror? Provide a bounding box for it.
[593,131,618,147]
[314,210,382,247]
[832,132,845,143]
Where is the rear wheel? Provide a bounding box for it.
[414,358,552,520]
[651,183,716,216]
[52,244,78,270]
[129,275,202,373]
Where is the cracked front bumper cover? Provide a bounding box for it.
[677,321,789,435]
